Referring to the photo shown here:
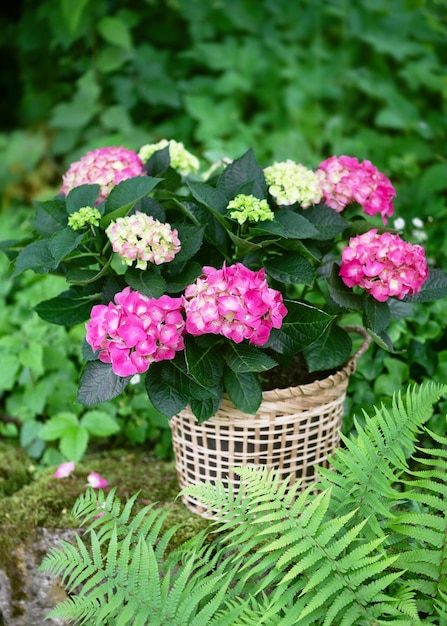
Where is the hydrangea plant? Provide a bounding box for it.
[4,140,447,422]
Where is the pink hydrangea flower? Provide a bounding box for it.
[317,155,395,223]
[183,263,288,346]
[87,471,108,489]
[54,461,75,478]
[85,287,185,377]
[106,211,181,269]
[61,146,144,204]
[339,229,428,302]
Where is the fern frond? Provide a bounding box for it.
[187,466,411,625]
[317,382,447,541]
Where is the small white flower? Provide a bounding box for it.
[412,217,424,229]
[393,217,406,230]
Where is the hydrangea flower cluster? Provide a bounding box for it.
[138,139,200,176]
[61,146,144,204]
[85,287,185,377]
[339,229,428,302]
[264,160,323,207]
[183,263,287,346]
[227,194,274,224]
[68,206,102,230]
[317,155,396,223]
[106,211,181,269]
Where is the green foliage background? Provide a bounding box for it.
[0,0,447,462]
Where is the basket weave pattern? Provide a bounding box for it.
[170,327,370,518]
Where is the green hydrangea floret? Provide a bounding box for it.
[138,139,200,176]
[227,194,274,225]
[68,206,101,230]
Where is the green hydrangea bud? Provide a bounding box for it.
[227,194,274,225]
[68,206,101,230]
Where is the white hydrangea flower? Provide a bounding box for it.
[264,160,323,207]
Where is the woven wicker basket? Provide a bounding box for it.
[170,326,370,518]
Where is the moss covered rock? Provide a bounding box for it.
[0,445,211,625]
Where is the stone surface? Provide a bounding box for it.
[0,527,76,626]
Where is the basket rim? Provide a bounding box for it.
[260,324,371,400]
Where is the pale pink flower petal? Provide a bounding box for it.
[106,211,181,269]
[61,146,144,204]
[87,471,109,489]
[54,461,75,479]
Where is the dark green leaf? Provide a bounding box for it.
[405,268,447,303]
[251,211,319,239]
[171,224,205,264]
[363,296,391,333]
[184,336,225,388]
[187,182,229,215]
[135,196,165,222]
[142,145,171,176]
[164,262,203,293]
[49,228,86,266]
[158,356,217,402]
[217,148,267,200]
[327,264,364,310]
[226,343,277,373]
[365,328,396,352]
[301,204,349,240]
[101,176,163,227]
[224,369,262,415]
[189,393,223,424]
[33,199,68,236]
[66,184,101,214]
[145,361,189,419]
[82,338,99,361]
[266,301,334,355]
[12,240,56,276]
[124,268,166,298]
[66,268,102,284]
[77,361,131,405]
[35,289,101,325]
[303,325,352,372]
[264,252,315,286]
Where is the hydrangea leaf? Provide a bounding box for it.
[224,369,262,415]
[301,204,349,240]
[226,343,277,373]
[251,211,319,239]
[303,325,352,372]
[66,184,101,215]
[101,176,163,227]
[266,301,334,355]
[12,240,56,277]
[217,148,267,200]
[77,361,131,405]
[33,199,69,236]
[264,252,315,286]
[405,268,447,303]
[49,228,87,266]
[184,336,225,388]
[35,289,101,325]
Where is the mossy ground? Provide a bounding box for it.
[0,441,211,563]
